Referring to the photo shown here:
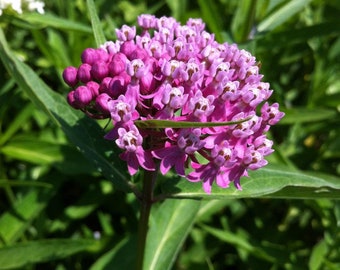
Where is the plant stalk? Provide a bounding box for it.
[136,169,157,270]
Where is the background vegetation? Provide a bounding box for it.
[0,0,340,269]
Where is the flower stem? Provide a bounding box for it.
[136,169,157,270]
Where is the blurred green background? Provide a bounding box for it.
[0,0,340,269]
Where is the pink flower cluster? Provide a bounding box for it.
[63,14,284,193]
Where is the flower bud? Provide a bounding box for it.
[74,86,93,106]
[67,91,81,109]
[81,48,97,65]
[140,71,155,94]
[62,66,78,87]
[97,48,109,62]
[108,75,128,97]
[95,93,111,114]
[130,47,149,61]
[91,61,109,81]
[108,53,127,76]
[77,63,92,83]
[120,41,137,59]
[99,77,112,93]
[86,81,100,97]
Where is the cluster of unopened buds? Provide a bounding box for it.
[63,14,284,193]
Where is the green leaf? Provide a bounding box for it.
[319,93,340,109]
[0,103,35,146]
[279,107,337,124]
[86,0,106,47]
[20,13,92,33]
[1,138,64,165]
[231,0,257,43]
[0,28,129,191]
[166,0,187,20]
[309,239,328,270]
[0,174,61,246]
[1,137,96,175]
[0,239,102,269]
[144,199,201,270]
[159,164,340,200]
[65,183,110,219]
[257,0,312,32]
[256,22,340,49]
[117,1,146,23]
[0,179,52,188]
[200,224,275,262]
[134,117,252,129]
[46,29,73,68]
[197,0,223,42]
[90,235,137,270]
[196,200,233,222]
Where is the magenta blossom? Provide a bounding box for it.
[152,128,205,176]
[115,125,154,175]
[62,14,284,193]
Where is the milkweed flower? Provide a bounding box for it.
[63,15,284,193]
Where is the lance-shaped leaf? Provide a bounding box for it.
[86,0,106,47]
[257,0,312,32]
[0,173,61,247]
[0,239,102,269]
[158,165,340,200]
[144,199,201,270]
[134,116,252,129]
[19,13,92,33]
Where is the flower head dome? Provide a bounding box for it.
[62,14,284,193]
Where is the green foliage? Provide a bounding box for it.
[144,199,201,270]
[0,239,103,269]
[160,165,340,200]
[0,0,339,269]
